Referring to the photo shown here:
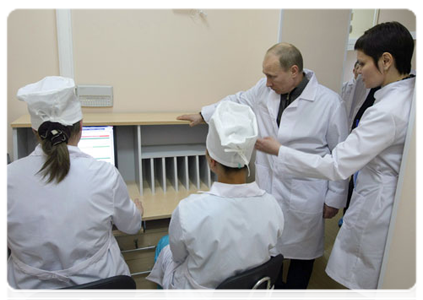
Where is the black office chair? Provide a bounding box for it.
[216,254,284,289]
[26,275,136,300]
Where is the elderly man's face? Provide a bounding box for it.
[262,53,296,95]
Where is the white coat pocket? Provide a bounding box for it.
[290,178,326,213]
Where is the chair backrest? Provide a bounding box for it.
[27,275,136,300]
[216,254,284,289]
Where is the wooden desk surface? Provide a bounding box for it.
[126,181,209,221]
[11,112,197,128]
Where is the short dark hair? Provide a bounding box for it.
[205,150,247,174]
[354,21,414,75]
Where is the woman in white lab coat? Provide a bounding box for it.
[7,76,143,289]
[256,22,415,289]
[146,102,285,289]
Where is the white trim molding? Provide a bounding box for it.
[373,9,380,27]
[56,9,74,79]
[277,9,284,43]
[347,37,358,51]
[410,31,416,40]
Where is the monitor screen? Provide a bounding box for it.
[79,126,116,167]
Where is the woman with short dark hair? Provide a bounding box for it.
[255,21,415,289]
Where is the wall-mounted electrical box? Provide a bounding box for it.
[77,85,113,107]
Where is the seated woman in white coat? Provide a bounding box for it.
[146,101,285,289]
[255,21,415,289]
[7,76,143,289]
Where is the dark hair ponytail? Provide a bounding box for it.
[37,121,81,184]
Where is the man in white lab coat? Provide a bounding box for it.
[147,102,284,289]
[7,76,143,289]
[341,60,360,105]
[177,43,349,289]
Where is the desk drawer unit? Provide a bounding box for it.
[114,218,170,289]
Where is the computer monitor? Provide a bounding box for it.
[79,126,117,167]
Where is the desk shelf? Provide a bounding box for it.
[141,144,206,158]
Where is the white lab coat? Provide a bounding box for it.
[201,70,349,259]
[7,145,141,289]
[341,77,355,103]
[146,182,284,289]
[342,75,370,129]
[277,77,415,289]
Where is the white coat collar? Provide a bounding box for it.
[31,144,93,159]
[206,181,266,198]
[276,69,318,111]
[265,69,317,104]
[374,76,415,104]
[297,69,318,102]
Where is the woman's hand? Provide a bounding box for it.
[255,136,281,156]
[133,198,144,217]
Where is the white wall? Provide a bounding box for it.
[7,9,60,160]
[71,9,280,113]
[7,9,280,160]
[280,9,351,94]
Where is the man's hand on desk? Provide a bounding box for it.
[134,198,144,217]
[176,113,205,127]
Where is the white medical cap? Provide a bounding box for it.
[17,76,82,130]
[206,101,258,174]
